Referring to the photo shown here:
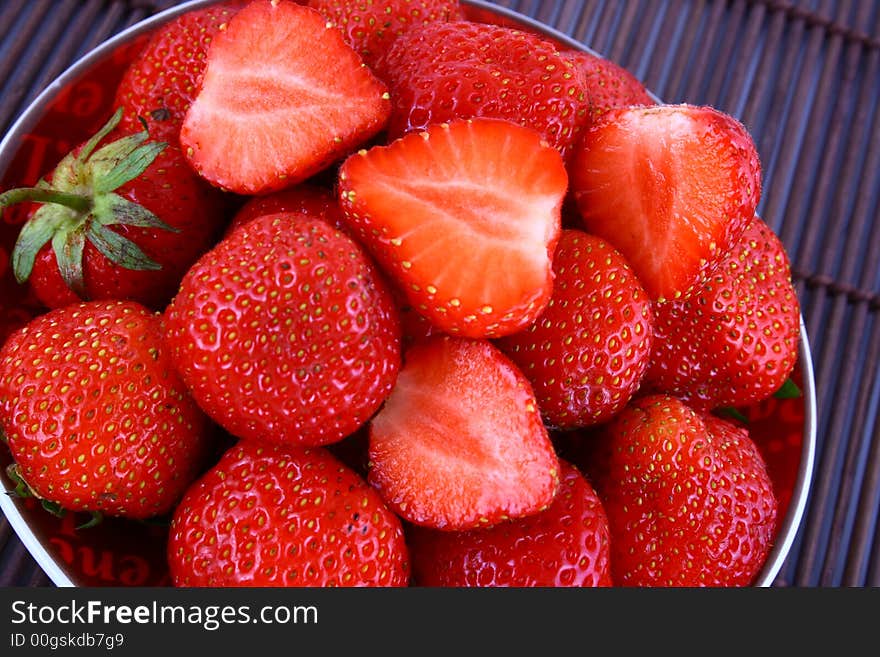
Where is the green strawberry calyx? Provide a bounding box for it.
[5,463,103,529]
[0,108,179,298]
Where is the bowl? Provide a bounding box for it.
[0,0,817,587]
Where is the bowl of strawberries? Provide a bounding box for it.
[0,0,816,588]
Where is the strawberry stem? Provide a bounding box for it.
[0,187,91,214]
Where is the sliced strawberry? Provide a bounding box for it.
[338,117,566,338]
[570,104,761,301]
[368,336,560,530]
[181,0,391,195]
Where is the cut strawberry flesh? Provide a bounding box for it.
[181,0,390,195]
[339,118,566,338]
[368,336,560,530]
[571,105,760,301]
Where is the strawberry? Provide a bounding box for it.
[570,104,762,301]
[0,300,211,519]
[0,109,228,311]
[115,1,246,144]
[561,50,655,122]
[308,0,463,70]
[338,117,566,339]
[645,217,800,409]
[163,212,400,447]
[180,0,391,195]
[168,442,410,586]
[377,20,588,155]
[496,230,654,428]
[225,184,347,237]
[408,460,611,586]
[368,336,559,531]
[585,395,777,587]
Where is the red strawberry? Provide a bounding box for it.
[586,395,777,587]
[562,50,655,122]
[338,118,566,339]
[225,184,347,237]
[0,300,211,519]
[0,109,228,311]
[570,104,762,301]
[645,217,800,409]
[377,20,588,155]
[308,0,462,70]
[497,230,654,428]
[168,442,410,586]
[180,0,391,195]
[408,460,611,586]
[115,1,246,144]
[163,213,400,447]
[368,336,559,531]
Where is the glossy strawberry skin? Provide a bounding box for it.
[562,50,655,122]
[586,395,777,587]
[0,300,211,519]
[27,136,228,311]
[571,104,762,301]
[115,2,247,144]
[168,442,410,586]
[225,184,347,237]
[308,0,463,70]
[645,217,801,409]
[497,230,654,428]
[378,21,588,156]
[409,460,612,587]
[368,336,559,531]
[163,213,401,447]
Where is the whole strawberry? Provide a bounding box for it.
[645,217,800,409]
[571,104,762,301]
[163,212,400,447]
[497,230,654,428]
[308,0,462,70]
[224,184,347,238]
[585,395,777,587]
[115,1,246,144]
[377,21,588,155]
[409,460,611,587]
[168,442,410,586]
[561,50,655,122]
[0,109,228,311]
[0,300,211,519]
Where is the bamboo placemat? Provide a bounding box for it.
[0,0,878,587]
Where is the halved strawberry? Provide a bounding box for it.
[368,336,560,531]
[570,104,761,301]
[181,0,391,195]
[338,117,566,338]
